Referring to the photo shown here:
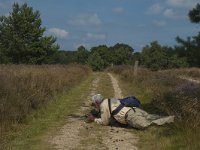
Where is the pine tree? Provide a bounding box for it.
[188,3,200,23]
[0,3,59,64]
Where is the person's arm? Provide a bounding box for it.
[94,100,110,125]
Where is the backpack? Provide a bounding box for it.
[108,96,141,116]
[119,96,141,108]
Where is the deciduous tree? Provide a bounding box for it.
[75,46,89,64]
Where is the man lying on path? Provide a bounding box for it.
[87,94,174,130]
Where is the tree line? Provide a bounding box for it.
[0,3,200,71]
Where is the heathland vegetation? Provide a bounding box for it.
[0,64,91,128]
[0,65,91,148]
[0,2,200,150]
[108,66,200,149]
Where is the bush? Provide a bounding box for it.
[87,52,106,71]
[155,81,200,127]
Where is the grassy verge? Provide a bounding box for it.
[136,125,200,150]
[119,75,200,150]
[0,64,91,132]
[2,73,95,150]
[109,66,200,150]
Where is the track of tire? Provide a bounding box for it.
[49,73,138,150]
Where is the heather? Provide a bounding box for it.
[0,64,91,131]
[108,66,200,127]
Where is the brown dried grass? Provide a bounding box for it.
[108,65,200,127]
[0,64,91,131]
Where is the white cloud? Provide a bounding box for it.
[68,13,102,26]
[48,28,69,39]
[147,3,164,14]
[167,0,199,8]
[113,7,124,13]
[153,20,166,27]
[85,33,106,40]
[163,8,175,18]
[148,1,199,19]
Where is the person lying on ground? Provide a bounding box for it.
[87,94,174,130]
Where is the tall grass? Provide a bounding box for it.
[108,66,200,149]
[0,64,91,132]
[108,66,200,126]
[162,68,200,80]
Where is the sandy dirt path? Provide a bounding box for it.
[49,73,138,150]
[108,73,123,99]
[49,77,100,149]
[180,76,200,84]
[103,73,138,150]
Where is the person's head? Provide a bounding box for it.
[92,94,104,108]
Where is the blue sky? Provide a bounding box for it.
[0,0,199,51]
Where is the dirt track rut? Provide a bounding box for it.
[49,73,138,150]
